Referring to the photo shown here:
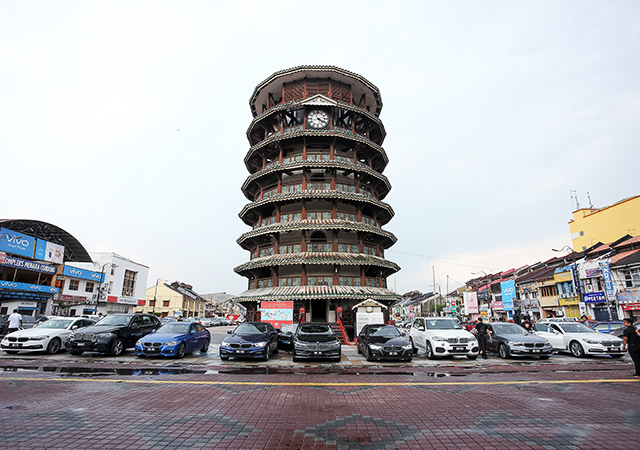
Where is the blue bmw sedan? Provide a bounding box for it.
[135,322,210,358]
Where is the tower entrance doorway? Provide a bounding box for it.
[311,301,327,322]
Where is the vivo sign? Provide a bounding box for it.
[0,227,36,258]
[0,280,58,294]
[62,266,104,282]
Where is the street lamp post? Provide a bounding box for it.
[96,262,117,312]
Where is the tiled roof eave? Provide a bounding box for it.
[236,220,398,245]
[233,252,401,273]
[244,129,389,166]
[239,191,395,219]
[232,285,401,303]
[241,160,391,193]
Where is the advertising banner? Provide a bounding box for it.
[38,240,65,263]
[1,255,57,274]
[599,262,615,299]
[583,292,606,303]
[500,280,515,311]
[0,280,58,294]
[260,301,293,328]
[0,227,35,258]
[464,291,479,314]
[63,265,105,282]
[617,290,640,303]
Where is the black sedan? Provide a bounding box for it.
[357,324,412,362]
[219,322,278,361]
[277,323,298,350]
[486,322,553,359]
[292,323,341,362]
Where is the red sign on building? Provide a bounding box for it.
[260,301,294,328]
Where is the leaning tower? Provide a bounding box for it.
[233,66,400,337]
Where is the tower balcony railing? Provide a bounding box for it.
[249,243,382,260]
[258,182,375,201]
[263,125,371,145]
[262,153,370,171]
[254,210,380,230]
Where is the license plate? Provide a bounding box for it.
[10,343,18,347]
[533,350,540,353]
[389,352,397,355]
[453,347,465,351]
[608,348,614,352]
[236,350,244,353]
[314,351,321,355]
[76,343,84,346]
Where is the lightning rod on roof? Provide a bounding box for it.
[570,189,580,210]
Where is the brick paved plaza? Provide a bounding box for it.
[1,346,639,450]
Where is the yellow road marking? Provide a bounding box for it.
[0,376,638,387]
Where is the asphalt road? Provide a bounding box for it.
[1,326,639,449]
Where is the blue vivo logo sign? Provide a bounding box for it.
[62,265,105,282]
[0,280,58,294]
[0,227,36,258]
[500,280,516,311]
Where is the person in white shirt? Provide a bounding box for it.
[7,309,22,334]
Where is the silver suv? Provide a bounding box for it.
[409,317,479,360]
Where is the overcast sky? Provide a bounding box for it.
[2,1,639,297]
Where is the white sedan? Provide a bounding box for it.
[534,322,624,358]
[1,317,96,354]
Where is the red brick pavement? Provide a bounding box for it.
[0,360,639,450]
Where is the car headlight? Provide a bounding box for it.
[135,340,142,346]
[584,339,602,344]
[28,336,48,341]
[432,336,448,342]
[508,341,525,346]
[294,341,309,348]
[402,343,412,350]
[221,340,231,346]
[96,332,113,338]
[165,341,178,346]
[369,344,383,350]
[252,341,267,347]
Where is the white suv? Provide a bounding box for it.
[409,317,479,360]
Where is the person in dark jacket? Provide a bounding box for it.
[474,317,492,359]
[622,318,640,378]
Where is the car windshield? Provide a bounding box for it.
[426,319,460,330]
[369,325,401,337]
[557,323,595,333]
[298,324,332,335]
[36,319,74,329]
[96,315,132,326]
[493,324,527,335]
[157,323,191,334]
[234,323,269,335]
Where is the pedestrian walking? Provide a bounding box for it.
[7,309,22,334]
[474,317,492,359]
[521,315,534,332]
[621,318,640,378]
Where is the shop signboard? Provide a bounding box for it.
[260,301,293,329]
[0,280,58,294]
[617,291,640,303]
[500,280,515,311]
[0,227,35,258]
[583,292,606,303]
[464,291,478,314]
[63,265,104,282]
[621,302,640,311]
[35,239,65,264]
[600,262,615,299]
[1,255,57,274]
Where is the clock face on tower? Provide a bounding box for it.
[307,110,330,129]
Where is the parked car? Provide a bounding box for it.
[409,317,479,360]
[277,323,298,350]
[609,321,640,338]
[485,323,553,359]
[533,322,624,358]
[2,317,96,354]
[19,315,37,330]
[68,313,161,356]
[135,322,210,358]
[292,323,342,362]
[160,317,178,323]
[219,322,278,360]
[36,315,62,324]
[0,315,8,336]
[199,318,213,327]
[357,324,412,362]
[591,321,624,334]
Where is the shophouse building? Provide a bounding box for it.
[1,220,92,316]
[232,66,401,338]
[569,194,640,251]
[67,252,148,315]
[140,280,207,318]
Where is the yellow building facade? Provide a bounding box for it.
[139,280,206,318]
[569,195,640,251]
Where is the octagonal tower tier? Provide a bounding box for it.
[234,66,400,335]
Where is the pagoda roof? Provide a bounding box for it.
[234,252,400,274]
[232,284,400,303]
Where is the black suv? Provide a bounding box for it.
[68,313,161,356]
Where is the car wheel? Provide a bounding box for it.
[498,344,511,359]
[570,341,585,358]
[410,337,417,354]
[263,347,270,361]
[466,354,477,360]
[426,341,436,360]
[176,342,186,359]
[108,338,125,357]
[46,338,62,354]
[69,349,84,356]
[365,346,373,362]
[201,339,210,353]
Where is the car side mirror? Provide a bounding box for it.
[417,326,425,331]
[227,330,232,334]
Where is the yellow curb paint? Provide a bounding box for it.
[0,376,638,387]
